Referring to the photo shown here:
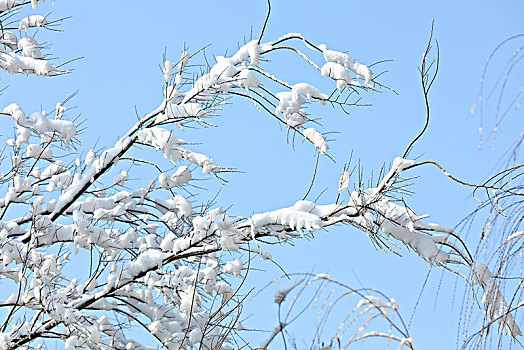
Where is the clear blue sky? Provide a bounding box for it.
[3,0,523,348]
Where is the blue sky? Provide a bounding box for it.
[2,0,523,348]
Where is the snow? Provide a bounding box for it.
[3,104,76,145]
[250,200,324,234]
[470,261,522,336]
[52,137,133,217]
[161,102,207,121]
[172,166,191,185]
[291,83,327,103]
[312,273,333,281]
[40,161,67,179]
[230,40,262,66]
[171,148,222,175]
[158,166,191,190]
[85,149,95,165]
[2,53,58,76]
[0,31,18,51]
[26,144,52,160]
[18,15,48,31]
[223,260,242,276]
[181,55,242,102]
[215,282,233,302]
[338,170,350,193]
[377,157,415,191]
[178,50,190,74]
[173,194,192,217]
[174,73,183,85]
[321,44,373,85]
[163,60,175,83]
[356,295,397,317]
[18,36,43,59]
[133,250,166,274]
[275,91,306,117]
[113,171,128,186]
[180,40,265,104]
[471,261,492,285]
[303,128,328,155]
[55,102,67,120]
[238,68,260,89]
[321,61,358,89]
[137,127,185,162]
[188,328,203,346]
[275,83,327,125]
[274,279,303,305]
[284,111,307,128]
[0,0,17,12]
[381,220,450,265]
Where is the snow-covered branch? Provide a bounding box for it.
[0,2,520,349]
